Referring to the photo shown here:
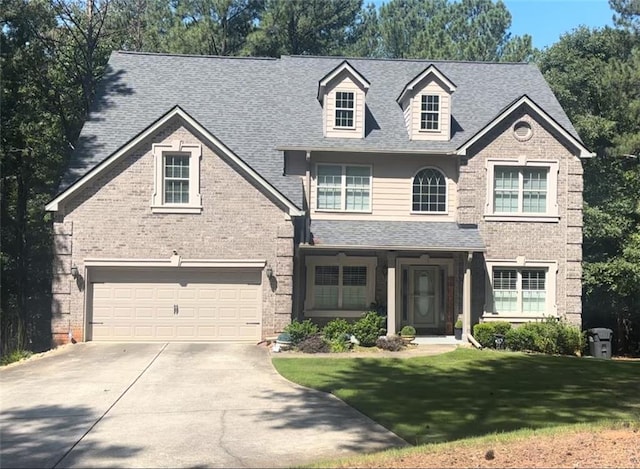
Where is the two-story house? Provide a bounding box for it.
[46,52,592,345]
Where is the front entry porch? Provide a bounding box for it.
[298,249,479,340]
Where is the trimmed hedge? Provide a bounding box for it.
[505,318,583,356]
[473,321,512,348]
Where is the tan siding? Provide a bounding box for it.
[407,80,451,141]
[308,152,457,220]
[403,100,412,138]
[324,75,365,139]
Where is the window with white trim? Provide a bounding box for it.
[316,164,371,212]
[151,141,202,214]
[485,159,559,221]
[493,268,547,314]
[306,256,376,311]
[420,95,440,131]
[164,154,190,204]
[412,168,447,212]
[485,258,558,318]
[494,167,547,213]
[335,91,355,128]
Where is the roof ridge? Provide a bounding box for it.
[114,51,278,61]
[282,55,531,65]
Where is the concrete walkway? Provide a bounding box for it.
[0,343,406,468]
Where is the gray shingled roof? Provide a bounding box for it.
[309,220,485,251]
[62,52,579,209]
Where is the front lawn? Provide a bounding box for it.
[272,348,640,444]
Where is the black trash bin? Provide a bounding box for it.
[587,328,613,359]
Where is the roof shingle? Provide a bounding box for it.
[62,52,579,210]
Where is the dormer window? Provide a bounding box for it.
[317,60,370,139]
[420,95,440,131]
[335,91,355,128]
[397,65,456,141]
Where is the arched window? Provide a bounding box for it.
[412,168,447,212]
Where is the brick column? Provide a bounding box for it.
[51,221,73,346]
[273,222,294,333]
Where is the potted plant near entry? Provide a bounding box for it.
[454,319,463,340]
[400,325,416,344]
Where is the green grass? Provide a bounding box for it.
[0,349,32,366]
[273,348,640,445]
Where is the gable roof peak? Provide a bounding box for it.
[317,59,370,103]
[397,64,457,104]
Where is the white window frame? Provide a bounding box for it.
[484,258,558,320]
[315,163,372,213]
[419,94,440,132]
[304,255,377,317]
[151,140,202,214]
[334,90,356,130]
[410,166,448,214]
[485,158,559,222]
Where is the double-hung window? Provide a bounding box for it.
[485,160,559,220]
[164,154,190,204]
[493,268,547,314]
[494,167,547,213]
[335,91,355,128]
[317,164,371,212]
[313,265,367,309]
[306,256,377,312]
[151,141,202,213]
[420,95,440,131]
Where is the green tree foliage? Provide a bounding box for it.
[610,0,640,32]
[376,0,532,61]
[1,0,119,354]
[539,23,640,355]
[244,0,362,56]
[109,0,175,52]
[167,0,263,56]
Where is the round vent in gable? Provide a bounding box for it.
[513,121,533,141]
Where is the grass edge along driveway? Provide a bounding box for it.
[272,348,640,445]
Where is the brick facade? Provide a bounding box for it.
[51,116,294,345]
[458,109,583,325]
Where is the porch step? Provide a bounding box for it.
[412,335,463,345]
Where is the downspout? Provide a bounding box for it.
[467,333,483,349]
[305,151,311,243]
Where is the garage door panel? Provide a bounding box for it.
[135,307,154,318]
[90,268,262,342]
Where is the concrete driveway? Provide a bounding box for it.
[0,343,406,468]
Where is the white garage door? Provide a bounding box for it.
[89,268,262,342]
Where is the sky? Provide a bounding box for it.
[503,0,615,49]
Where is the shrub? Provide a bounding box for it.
[505,318,583,356]
[322,318,353,342]
[328,337,352,353]
[353,311,387,347]
[296,334,330,353]
[284,319,319,345]
[376,335,405,351]
[505,326,537,352]
[473,321,512,348]
[454,319,463,329]
[400,325,416,336]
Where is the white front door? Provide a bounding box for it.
[410,266,440,329]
